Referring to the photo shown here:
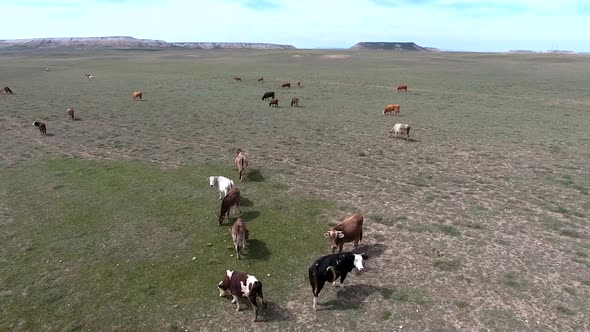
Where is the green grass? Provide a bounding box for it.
[0,159,334,329]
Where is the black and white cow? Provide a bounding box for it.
[308,252,368,310]
[217,270,267,321]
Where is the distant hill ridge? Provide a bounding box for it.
[351,42,432,51]
[0,36,296,50]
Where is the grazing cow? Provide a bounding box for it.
[269,98,279,107]
[2,86,13,94]
[85,74,94,79]
[308,252,368,310]
[132,91,142,101]
[234,148,248,181]
[257,77,264,82]
[281,82,291,88]
[218,187,240,225]
[324,214,364,254]
[397,84,408,92]
[45,68,50,72]
[66,107,75,120]
[261,91,275,101]
[231,217,249,259]
[383,103,400,115]
[290,97,299,107]
[32,121,47,136]
[217,270,267,322]
[297,80,302,87]
[209,175,235,200]
[389,123,411,141]
[234,76,242,82]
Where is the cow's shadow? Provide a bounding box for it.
[241,210,260,221]
[246,169,264,182]
[246,239,270,261]
[240,198,254,207]
[72,118,82,121]
[318,284,394,311]
[260,300,296,322]
[389,136,420,143]
[351,243,388,258]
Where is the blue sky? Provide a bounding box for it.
[0,0,588,52]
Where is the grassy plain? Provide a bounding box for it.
[1,49,589,330]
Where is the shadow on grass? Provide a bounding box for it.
[247,239,271,261]
[319,284,394,311]
[261,300,296,322]
[241,210,260,221]
[246,169,265,182]
[72,118,82,121]
[240,198,254,207]
[352,243,387,258]
[45,133,56,137]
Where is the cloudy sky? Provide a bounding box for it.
[0,0,588,52]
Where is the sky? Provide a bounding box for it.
[0,0,589,52]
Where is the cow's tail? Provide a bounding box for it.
[253,281,267,308]
[239,158,246,180]
[309,265,319,295]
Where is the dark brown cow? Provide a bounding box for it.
[66,107,75,120]
[218,187,240,225]
[2,86,13,94]
[290,97,299,106]
[383,103,400,115]
[234,148,248,181]
[32,121,47,136]
[231,217,249,259]
[324,214,364,253]
[281,82,291,88]
[262,91,275,101]
[234,76,242,82]
[217,270,267,322]
[397,84,408,92]
[269,98,279,107]
[297,80,302,87]
[257,77,264,82]
[132,91,142,101]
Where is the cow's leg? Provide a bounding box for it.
[248,295,259,321]
[232,295,240,311]
[338,272,349,287]
[313,279,326,310]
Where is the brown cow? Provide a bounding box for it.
[231,217,249,259]
[234,76,242,82]
[132,91,142,101]
[269,98,279,107]
[218,187,240,225]
[297,80,302,87]
[234,148,248,181]
[66,107,75,120]
[397,84,408,92]
[2,86,13,94]
[257,77,264,82]
[383,103,400,115]
[217,270,267,322]
[281,82,290,88]
[324,214,364,253]
[32,121,47,136]
[290,97,299,106]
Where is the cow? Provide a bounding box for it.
[132,91,142,101]
[397,84,408,92]
[209,175,235,200]
[261,91,275,101]
[231,217,249,259]
[308,252,368,310]
[45,68,50,72]
[269,98,279,107]
[281,82,291,88]
[32,121,47,136]
[234,76,242,82]
[66,107,75,120]
[2,86,13,94]
[85,73,94,79]
[383,103,400,115]
[324,214,364,254]
[389,123,411,141]
[297,80,302,87]
[234,148,248,181]
[218,187,240,225]
[290,97,299,107]
[217,270,267,322]
[257,77,264,82]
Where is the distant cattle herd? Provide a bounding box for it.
[2,65,415,321]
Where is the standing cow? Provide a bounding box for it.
[281,82,291,88]
[324,214,364,253]
[269,98,279,107]
[383,103,400,115]
[397,84,408,92]
[290,97,299,106]
[32,121,47,135]
[234,148,248,181]
[209,175,235,200]
[262,91,275,101]
[2,86,13,94]
[231,217,249,259]
[309,252,368,310]
[389,123,411,141]
[218,187,240,225]
[132,91,142,100]
[217,270,267,321]
[66,107,75,120]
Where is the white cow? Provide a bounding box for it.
[209,176,235,200]
[389,123,411,141]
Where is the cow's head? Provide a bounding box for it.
[209,176,217,188]
[236,148,243,156]
[324,230,345,252]
[353,253,369,271]
[217,270,233,297]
